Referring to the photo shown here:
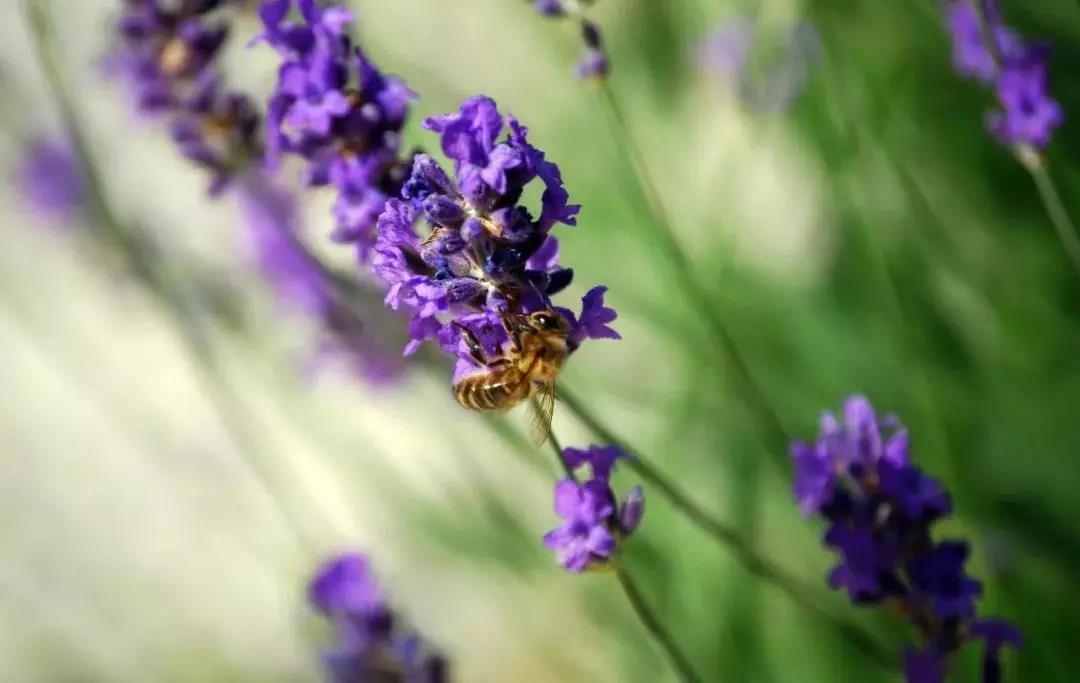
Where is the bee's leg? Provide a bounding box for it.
[499,310,524,353]
[452,321,489,366]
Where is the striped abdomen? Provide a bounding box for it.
[453,369,530,412]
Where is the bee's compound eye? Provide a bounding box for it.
[532,312,560,330]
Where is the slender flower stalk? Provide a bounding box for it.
[945,0,1080,282]
[791,396,1022,682]
[615,566,703,683]
[557,386,895,667]
[529,3,791,462]
[540,440,701,683]
[593,81,790,459]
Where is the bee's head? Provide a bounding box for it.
[526,309,570,336]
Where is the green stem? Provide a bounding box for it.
[615,566,704,683]
[558,386,895,668]
[1026,158,1080,284]
[595,80,790,459]
[544,428,703,683]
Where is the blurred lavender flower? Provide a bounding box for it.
[945,0,1062,149]
[544,444,642,573]
[14,135,85,225]
[309,553,448,683]
[373,95,618,376]
[530,1,611,82]
[238,174,404,384]
[792,396,1022,682]
[696,17,820,113]
[112,0,263,194]
[255,0,415,256]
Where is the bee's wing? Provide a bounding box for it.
[528,383,557,448]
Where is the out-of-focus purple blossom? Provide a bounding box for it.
[988,49,1062,149]
[14,135,85,225]
[373,95,617,376]
[947,1,1023,83]
[309,552,448,683]
[533,0,565,16]
[111,0,263,194]
[792,396,1021,681]
[543,444,641,573]
[239,174,405,384]
[255,0,415,257]
[531,3,611,82]
[945,1,1062,150]
[696,17,820,113]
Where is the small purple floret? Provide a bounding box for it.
[543,444,641,573]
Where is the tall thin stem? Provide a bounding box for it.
[543,428,704,683]
[595,81,790,460]
[615,566,704,683]
[1026,157,1080,284]
[558,386,895,668]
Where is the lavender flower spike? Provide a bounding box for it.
[544,444,642,573]
[791,396,1022,682]
[531,1,612,82]
[14,135,85,226]
[112,0,261,194]
[309,552,448,683]
[373,95,618,380]
[945,0,1062,150]
[255,0,416,257]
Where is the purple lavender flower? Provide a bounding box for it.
[531,3,611,82]
[255,0,415,256]
[309,552,447,683]
[238,174,404,384]
[947,1,1023,83]
[791,396,1021,682]
[112,0,263,194]
[543,444,641,573]
[988,49,1063,149]
[945,1,1062,149]
[373,96,617,376]
[14,135,85,225]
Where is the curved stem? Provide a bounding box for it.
[615,566,704,683]
[543,427,704,683]
[595,81,790,460]
[1026,158,1080,284]
[558,385,895,668]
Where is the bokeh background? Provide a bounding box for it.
[2,0,1079,681]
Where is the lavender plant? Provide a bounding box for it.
[111,0,402,381]
[17,0,1045,680]
[792,396,1022,682]
[943,0,1080,282]
[531,1,610,82]
[374,97,618,370]
[13,135,85,225]
[255,0,415,255]
[309,553,448,683]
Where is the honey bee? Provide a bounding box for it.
[452,308,572,444]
